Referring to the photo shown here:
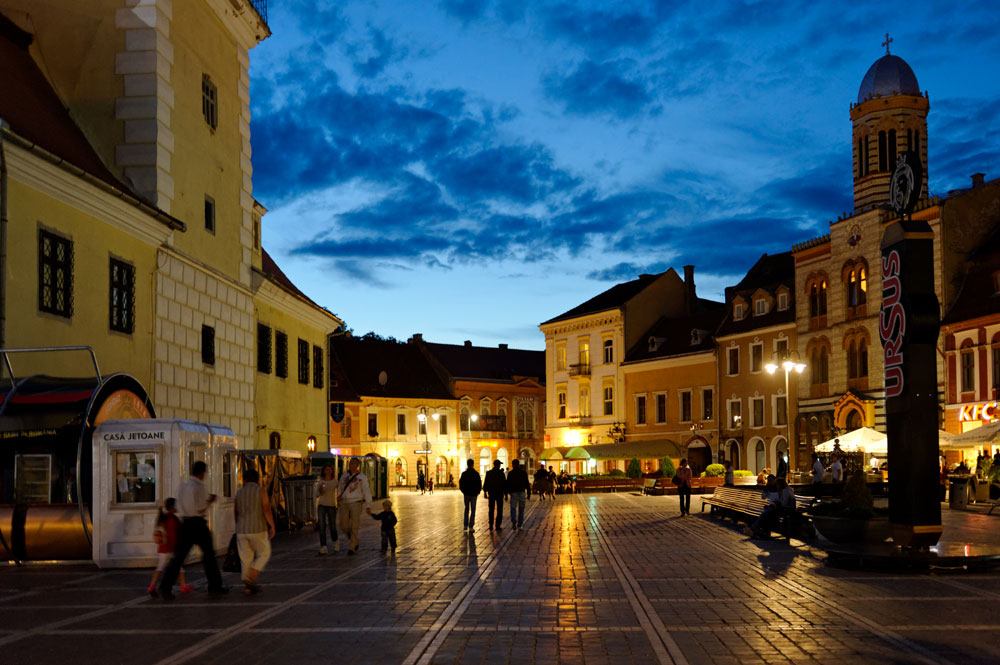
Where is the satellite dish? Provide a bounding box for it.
[378,370,388,386]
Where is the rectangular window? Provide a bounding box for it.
[38,229,73,318]
[579,386,590,417]
[729,400,742,429]
[635,395,646,425]
[313,345,324,388]
[253,212,261,250]
[655,394,666,423]
[751,343,763,373]
[702,388,713,421]
[557,386,567,419]
[340,417,352,438]
[961,351,975,392]
[603,338,614,364]
[751,397,765,427]
[202,73,218,129]
[109,258,135,334]
[578,338,590,367]
[775,338,788,359]
[15,454,52,503]
[603,383,614,416]
[113,451,157,504]
[556,342,567,371]
[439,415,448,436]
[201,325,215,365]
[680,391,692,422]
[257,323,272,374]
[727,347,739,375]
[297,338,310,384]
[367,413,378,438]
[418,418,427,436]
[204,195,216,233]
[222,450,238,498]
[754,299,766,315]
[775,395,787,426]
[275,331,288,378]
[734,303,744,320]
[778,292,789,311]
[397,413,406,436]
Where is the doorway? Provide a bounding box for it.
[687,441,711,475]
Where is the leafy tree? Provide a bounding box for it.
[626,457,642,478]
[660,456,676,478]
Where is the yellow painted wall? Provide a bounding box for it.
[5,177,158,384]
[252,298,333,456]
[168,0,245,281]
[624,355,718,441]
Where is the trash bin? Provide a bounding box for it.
[949,476,970,510]
[282,475,318,530]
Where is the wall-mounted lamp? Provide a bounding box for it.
[307,435,316,452]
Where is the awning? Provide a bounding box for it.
[561,440,684,461]
[539,446,573,460]
[943,421,1000,447]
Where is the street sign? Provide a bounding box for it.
[415,449,432,454]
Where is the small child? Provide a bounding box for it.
[369,499,398,553]
[148,498,193,597]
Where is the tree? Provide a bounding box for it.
[626,457,642,478]
[660,456,675,478]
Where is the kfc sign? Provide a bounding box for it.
[958,402,998,422]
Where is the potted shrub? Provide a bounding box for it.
[808,469,890,544]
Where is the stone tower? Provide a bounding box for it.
[850,42,929,212]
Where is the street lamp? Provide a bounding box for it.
[466,412,478,465]
[417,407,439,485]
[765,351,806,469]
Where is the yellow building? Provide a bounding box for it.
[328,334,460,487]
[252,248,341,456]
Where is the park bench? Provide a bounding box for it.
[641,478,671,496]
[700,486,815,541]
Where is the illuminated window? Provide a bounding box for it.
[579,386,590,417]
[578,338,590,367]
[113,451,157,504]
[555,342,567,371]
[557,386,567,419]
[603,338,613,364]
[728,399,742,429]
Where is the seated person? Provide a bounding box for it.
[745,477,794,538]
[558,471,573,494]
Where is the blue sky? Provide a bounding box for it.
[248,0,1000,350]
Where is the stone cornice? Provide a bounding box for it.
[540,311,622,337]
[6,142,173,247]
[254,278,342,333]
[205,0,271,49]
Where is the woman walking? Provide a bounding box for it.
[317,464,339,554]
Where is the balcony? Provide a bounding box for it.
[565,416,592,427]
[568,363,590,377]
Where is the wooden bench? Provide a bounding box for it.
[641,478,672,496]
[701,487,815,540]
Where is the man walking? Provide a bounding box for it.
[459,459,482,531]
[505,459,530,530]
[234,469,275,594]
[811,453,825,484]
[338,458,372,554]
[482,460,506,532]
[158,461,226,600]
[675,458,693,516]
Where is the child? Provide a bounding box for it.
[148,498,193,597]
[369,499,398,553]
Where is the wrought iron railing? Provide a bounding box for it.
[250,0,267,23]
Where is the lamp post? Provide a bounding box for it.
[765,351,806,470]
[466,412,478,467]
[417,407,439,486]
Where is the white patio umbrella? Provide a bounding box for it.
[940,421,1000,449]
[815,427,887,454]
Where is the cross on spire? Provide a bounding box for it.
[882,32,893,55]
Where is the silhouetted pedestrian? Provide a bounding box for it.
[483,460,506,531]
[459,459,482,531]
[505,459,530,530]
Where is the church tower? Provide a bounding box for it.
[850,36,929,212]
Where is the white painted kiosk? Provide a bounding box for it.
[91,419,238,568]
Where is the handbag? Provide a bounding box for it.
[222,533,240,573]
[671,474,681,486]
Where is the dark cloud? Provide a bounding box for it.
[544,59,656,118]
[541,3,660,53]
[350,27,408,78]
[587,262,670,282]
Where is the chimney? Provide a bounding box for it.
[972,173,985,188]
[683,265,696,314]
[464,340,472,348]
[498,343,508,350]
[408,333,423,344]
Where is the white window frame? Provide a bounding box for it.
[579,385,590,417]
[602,382,614,416]
[750,342,764,374]
[727,398,742,430]
[750,396,765,428]
[635,394,647,426]
[774,337,788,359]
[773,393,788,427]
[777,291,789,311]
[727,346,739,376]
[603,337,614,364]
[754,299,766,316]
[654,392,667,423]
[734,302,744,320]
[702,388,713,421]
[678,390,692,423]
[555,342,567,371]
[556,385,567,419]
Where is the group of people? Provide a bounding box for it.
[811,452,845,483]
[743,474,797,539]
[530,466,575,499]
[416,471,434,494]
[459,458,533,531]
[150,457,399,601]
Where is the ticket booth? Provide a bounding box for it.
[92,419,238,568]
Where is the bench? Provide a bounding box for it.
[642,478,672,496]
[701,487,815,541]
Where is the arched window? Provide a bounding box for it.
[811,349,821,385]
[497,406,507,431]
[847,410,863,431]
[460,406,470,430]
[820,348,829,383]
[858,339,868,378]
[516,409,525,431]
[524,408,534,433]
[847,340,858,379]
[888,129,897,170]
[269,432,281,450]
[810,283,819,317]
[755,441,766,474]
[878,130,888,171]
[819,280,827,315]
[479,448,492,476]
[497,447,509,469]
[864,136,870,175]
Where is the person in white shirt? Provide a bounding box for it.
[337,458,373,554]
[831,455,844,483]
[811,453,825,484]
[157,461,226,599]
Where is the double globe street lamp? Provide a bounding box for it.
[416,407,439,485]
[765,351,806,469]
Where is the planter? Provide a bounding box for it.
[811,515,890,544]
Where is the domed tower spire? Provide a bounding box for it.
[850,39,929,212]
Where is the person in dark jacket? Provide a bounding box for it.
[459,459,482,532]
[505,459,531,530]
[482,460,507,531]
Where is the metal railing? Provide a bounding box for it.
[568,363,590,376]
[250,0,267,23]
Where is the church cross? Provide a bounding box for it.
[883,33,893,55]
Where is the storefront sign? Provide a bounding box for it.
[93,389,152,426]
[958,402,998,422]
[414,449,432,454]
[100,429,168,442]
[880,249,905,398]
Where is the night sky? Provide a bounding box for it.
[248,1,1000,350]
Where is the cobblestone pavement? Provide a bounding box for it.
[2,492,1000,665]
